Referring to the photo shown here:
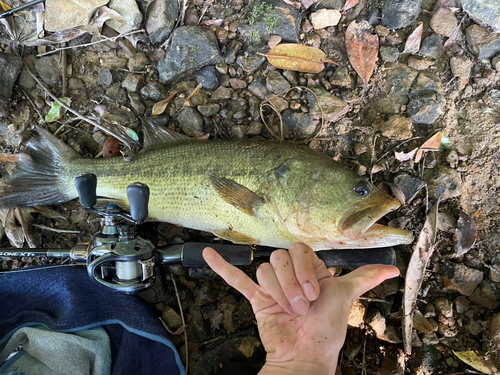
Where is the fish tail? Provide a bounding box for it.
[0,126,81,208]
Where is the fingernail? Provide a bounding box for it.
[303,282,317,301]
[291,296,309,315]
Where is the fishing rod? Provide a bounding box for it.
[0,174,396,293]
[0,0,45,19]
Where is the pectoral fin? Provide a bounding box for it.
[208,174,264,217]
[212,230,256,245]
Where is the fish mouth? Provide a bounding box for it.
[339,199,413,245]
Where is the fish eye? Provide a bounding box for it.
[353,181,370,197]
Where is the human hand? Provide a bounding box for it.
[203,243,400,375]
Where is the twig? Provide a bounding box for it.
[25,65,138,161]
[160,0,188,49]
[361,336,367,375]
[171,273,189,373]
[358,296,391,303]
[259,86,325,142]
[36,29,146,57]
[61,48,67,97]
[375,136,423,163]
[20,88,44,121]
[32,224,80,234]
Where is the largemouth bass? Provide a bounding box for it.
[0,124,413,250]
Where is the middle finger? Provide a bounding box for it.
[270,249,310,316]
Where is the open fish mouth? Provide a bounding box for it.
[340,199,413,245]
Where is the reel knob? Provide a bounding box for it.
[75,173,97,208]
[127,182,149,224]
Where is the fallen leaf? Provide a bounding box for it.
[262,44,337,73]
[395,148,418,162]
[454,351,500,374]
[343,0,359,11]
[299,0,316,9]
[229,78,247,89]
[152,91,177,116]
[200,19,223,26]
[183,83,203,107]
[403,203,438,355]
[454,212,477,256]
[402,22,423,55]
[268,35,282,49]
[282,0,302,8]
[45,97,70,123]
[188,131,210,140]
[103,137,121,158]
[345,20,379,86]
[116,125,139,142]
[14,207,39,248]
[419,131,442,150]
[0,208,24,248]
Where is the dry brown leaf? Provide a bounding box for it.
[299,0,317,9]
[402,22,423,55]
[343,0,359,11]
[14,208,39,248]
[183,83,202,107]
[229,78,247,89]
[345,20,379,87]
[403,203,438,355]
[0,208,24,248]
[454,212,477,256]
[187,130,210,140]
[263,44,337,73]
[103,137,121,158]
[152,91,177,116]
[419,130,442,150]
[454,351,500,374]
[395,148,418,162]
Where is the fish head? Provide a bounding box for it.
[283,163,413,250]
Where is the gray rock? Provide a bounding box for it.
[128,53,150,72]
[379,46,399,62]
[211,86,234,101]
[187,306,210,342]
[454,295,470,314]
[236,50,267,75]
[44,0,107,32]
[195,282,218,305]
[121,73,143,92]
[98,67,113,86]
[442,261,483,296]
[429,7,457,37]
[382,0,422,30]
[282,110,320,139]
[329,67,352,87]
[247,76,268,100]
[178,107,204,134]
[218,295,239,333]
[231,125,249,138]
[450,56,473,81]
[0,52,22,118]
[18,66,36,90]
[312,0,344,10]
[108,0,143,34]
[407,92,444,124]
[418,34,445,60]
[393,174,426,204]
[194,65,219,91]
[35,55,61,87]
[197,103,220,117]
[248,121,263,135]
[466,25,500,59]
[435,297,453,318]
[266,71,291,94]
[128,93,145,115]
[423,165,462,201]
[493,54,500,71]
[462,0,500,33]
[162,305,182,331]
[375,64,418,114]
[225,39,243,64]
[215,62,228,75]
[248,95,262,121]
[374,116,413,140]
[366,309,402,343]
[469,281,500,309]
[307,88,349,124]
[158,26,222,84]
[140,81,168,101]
[421,331,439,345]
[239,0,301,43]
[105,86,128,105]
[146,0,179,44]
[411,345,441,375]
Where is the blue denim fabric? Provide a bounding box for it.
[0,266,184,375]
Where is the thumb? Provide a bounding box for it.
[340,264,400,301]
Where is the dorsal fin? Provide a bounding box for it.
[141,118,191,149]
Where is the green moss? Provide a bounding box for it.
[245,2,280,42]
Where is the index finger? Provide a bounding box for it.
[202,247,260,302]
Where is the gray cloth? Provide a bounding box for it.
[0,326,111,375]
